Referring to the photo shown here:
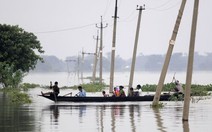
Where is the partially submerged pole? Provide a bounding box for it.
[77,53,80,84]
[183,0,199,121]
[96,16,108,84]
[128,5,145,93]
[109,0,118,93]
[152,0,187,106]
[81,49,85,84]
[92,31,100,83]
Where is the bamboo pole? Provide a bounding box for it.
[152,0,187,106]
[183,0,199,121]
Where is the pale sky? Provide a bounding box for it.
[0,0,211,60]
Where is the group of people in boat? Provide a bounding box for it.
[41,81,142,98]
[41,77,183,97]
[101,84,142,97]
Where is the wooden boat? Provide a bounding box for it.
[39,93,177,102]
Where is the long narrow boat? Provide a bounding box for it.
[39,94,175,102]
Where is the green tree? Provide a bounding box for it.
[0,24,44,88]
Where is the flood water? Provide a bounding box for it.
[1,71,212,132]
[23,71,212,87]
[1,88,212,132]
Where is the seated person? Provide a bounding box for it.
[75,86,86,97]
[134,84,142,96]
[128,87,134,97]
[112,87,120,97]
[102,91,109,97]
[119,85,126,97]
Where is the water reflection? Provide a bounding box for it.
[1,89,212,132]
[129,105,139,132]
[78,105,86,117]
[48,104,87,120]
[110,105,126,132]
[153,108,167,132]
[183,121,190,132]
[0,93,36,132]
[49,105,59,122]
[45,104,142,132]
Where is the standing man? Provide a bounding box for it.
[41,81,60,96]
[51,81,60,96]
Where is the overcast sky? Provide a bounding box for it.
[0,0,211,60]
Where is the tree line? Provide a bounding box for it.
[33,52,212,72]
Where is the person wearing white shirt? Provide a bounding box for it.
[76,86,86,97]
[133,84,142,96]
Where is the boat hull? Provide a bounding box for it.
[39,94,173,102]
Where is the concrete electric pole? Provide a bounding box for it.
[96,16,108,84]
[128,5,145,93]
[109,0,119,93]
[152,0,187,106]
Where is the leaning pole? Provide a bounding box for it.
[92,31,99,83]
[128,5,145,93]
[183,0,199,121]
[152,0,187,106]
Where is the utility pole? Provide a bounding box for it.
[65,59,77,74]
[109,0,118,93]
[96,16,108,84]
[152,0,187,106]
[65,59,77,85]
[81,50,96,83]
[77,53,80,84]
[128,5,145,93]
[183,0,199,121]
[81,49,85,84]
[92,31,100,83]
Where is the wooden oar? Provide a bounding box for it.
[63,92,72,96]
[171,72,176,83]
[53,92,57,102]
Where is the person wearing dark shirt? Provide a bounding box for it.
[128,87,134,97]
[41,81,60,96]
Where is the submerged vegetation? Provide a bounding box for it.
[69,82,107,92]
[38,82,107,92]
[20,83,40,91]
[150,102,166,108]
[168,93,184,101]
[142,83,212,96]
[0,88,32,105]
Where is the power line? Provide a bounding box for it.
[147,0,181,11]
[118,8,137,22]
[149,0,176,9]
[102,0,112,17]
[34,23,96,34]
[114,0,180,23]
[33,0,180,34]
